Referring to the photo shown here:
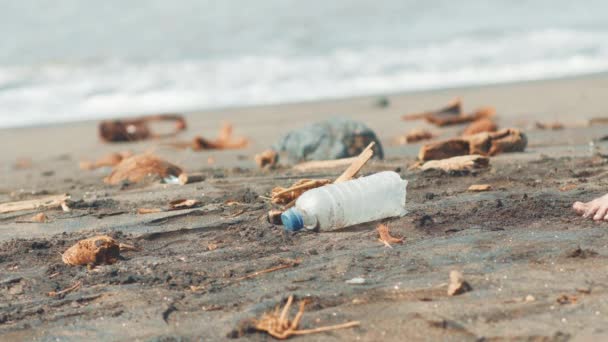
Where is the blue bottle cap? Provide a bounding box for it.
[281,208,304,231]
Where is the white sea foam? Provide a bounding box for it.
[0,28,607,127]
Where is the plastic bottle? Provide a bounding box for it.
[281,171,408,231]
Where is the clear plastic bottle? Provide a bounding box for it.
[281,171,408,231]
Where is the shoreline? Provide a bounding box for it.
[2,69,608,131]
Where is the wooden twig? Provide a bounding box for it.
[334,142,375,183]
[252,295,360,339]
[293,157,359,172]
[377,224,404,248]
[0,194,69,214]
[232,260,301,282]
[48,281,82,297]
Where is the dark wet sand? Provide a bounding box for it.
[2,75,608,341]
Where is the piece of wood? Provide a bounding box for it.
[402,98,462,122]
[420,155,490,172]
[463,118,497,136]
[334,142,375,183]
[293,157,358,172]
[271,179,331,205]
[0,194,69,214]
[418,139,470,161]
[377,224,404,248]
[467,184,492,192]
[397,129,435,144]
[178,172,205,185]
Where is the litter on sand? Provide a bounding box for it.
[402,98,496,127]
[419,129,527,161]
[99,114,187,142]
[79,151,133,170]
[62,235,121,266]
[269,118,384,164]
[467,184,492,192]
[535,122,564,130]
[138,199,201,214]
[395,129,435,144]
[104,154,183,185]
[255,149,279,169]
[16,212,49,223]
[462,118,497,136]
[169,122,249,151]
[246,295,360,339]
[271,179,332,205]
[420,155,490,172]
[0,194,70,214]
[447,270,472,296]
[377,223,404,248]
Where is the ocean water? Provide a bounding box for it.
[1,0,607,127]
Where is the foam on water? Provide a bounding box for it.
[1,24,607,127]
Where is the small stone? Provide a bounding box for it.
[272,118,384,164]
[525,295,535,302]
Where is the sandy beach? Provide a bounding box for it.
[3,74,608,340]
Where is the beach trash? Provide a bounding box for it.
[104,154,183,185]
[62,235,120,266]
[281,171,407,231]
[272,118,383,164]
[99,114,186,142]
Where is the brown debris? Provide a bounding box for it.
[468,184,492,192]
[249,295,360,339]
[169,199,200,210]
[61,235,121,266]
[170,123,249,151]
[104,154,183,185]
[48,281,83,298]
[138,199,200,214]
[419,139,470,161]
[99,114,186,142]
[402,98,496,127]
[397,129,435,144]
[137,208,163,215]
[447,270,472,296]
[268,209,284,225]
[590,117,608,126]
[463,118,497,136]
[419,128,527,161]
[0,194,70,214]
[80,151,132,170]
[178,172,205,185]
[559,183,577,192]
[207,243,219,251]
[535,121,564,130]
[14,158,32,170]
[402,98,462,123]
[272,179,331,205]
[23,213,49,223]
[377,224,404,248]
[335,142,375,183]
[255,149,278,169]
[556,294,577,305]
[421,155,490,172]
[233,259,301,282]
[293,157,358,172]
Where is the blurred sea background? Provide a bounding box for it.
[1,0,607,128]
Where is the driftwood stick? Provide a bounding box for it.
[334,142,375,183]
[0,194,69,214]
